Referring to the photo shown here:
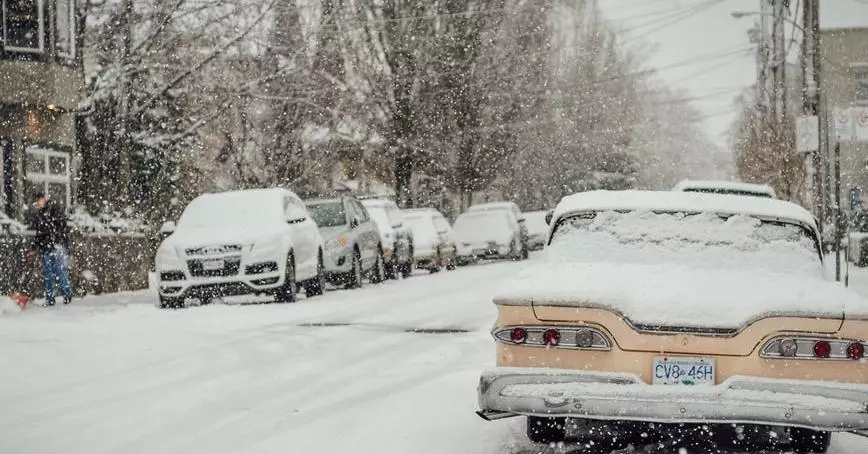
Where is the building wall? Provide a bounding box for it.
[820,28,868,205]
[0,0,82,219]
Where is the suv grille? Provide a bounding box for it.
[187,257,241,277]
[185,244,243,256]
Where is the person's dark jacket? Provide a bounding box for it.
[28,203,70,253]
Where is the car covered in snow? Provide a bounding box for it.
[155,188,325,308]
[361,198,414,278]
[403,208,457,272]
[305,196,385,288]
[454,210,522,264]
[477,190,868,452]
[468,201,529,259]
[674,179,777,199]
[521,210,549,251]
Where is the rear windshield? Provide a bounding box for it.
[306,202,346,228]
[549,210,821,273]
[683,188,772,198]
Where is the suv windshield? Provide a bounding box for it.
[549,210,820,273]
[178,194,280,227]
[306,201,346,228]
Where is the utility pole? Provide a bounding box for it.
[800,0,824,223]
[770,0,787,118]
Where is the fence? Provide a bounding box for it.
[0,232,155,297]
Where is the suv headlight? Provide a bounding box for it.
[155,244,181,268]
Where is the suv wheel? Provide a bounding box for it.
[274,253,297,303]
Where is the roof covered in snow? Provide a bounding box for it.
[552,190,816,229]
[673,180,777,198]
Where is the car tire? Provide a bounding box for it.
[304,253,326,297]
[274,253,297,303]
[158,296,184,309]
[526,416,566,444]
[429,251,442,274]
[521,242,529,260]
[370,249,386,284]
[446,248,457,270]
[402,246,414,278]
[384,257,397,280]
[790,428,831,453]
[345,248,363,289]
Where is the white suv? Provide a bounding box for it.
[155,188,324,308]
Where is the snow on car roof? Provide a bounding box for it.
[673,180,777,198]
[553,190,816,229]
[468,202,518,210]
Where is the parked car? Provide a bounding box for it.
[521,210,549,251]
[454,210,522,264]
[154,188,325,308]
[477,190,868,452]
[673,179,777,198]
[305,196,385,288]
[403,208,456,272]
[468,201,529,259]
[361,198,415,279]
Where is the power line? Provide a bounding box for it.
[620,0,724,44]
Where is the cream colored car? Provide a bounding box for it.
[477,190,868,452]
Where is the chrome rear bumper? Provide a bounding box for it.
[477,367,868,431]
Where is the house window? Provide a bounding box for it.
[54,0,73,58]
[855,65,868,105]
[2,0,44,53]
[25,146,69,210]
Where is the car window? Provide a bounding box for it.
[306,201,347,227]
[284,196,307,220]
[350,200,370,222]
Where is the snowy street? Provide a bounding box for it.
[1,259,867,454]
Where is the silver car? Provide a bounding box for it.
[361,198,415,279]
[305,196,385,288]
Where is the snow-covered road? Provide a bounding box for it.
[1,260,867,454]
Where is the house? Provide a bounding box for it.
[0,0,81,219]
[820,26,868,204]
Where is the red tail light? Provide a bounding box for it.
[848,342,865,360]
[813,341,831,358]
[510,327,527,343]
[542,329,560,346]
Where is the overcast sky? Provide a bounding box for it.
[599,0,868,151]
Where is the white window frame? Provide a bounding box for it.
[54,0,73,59]
[853,63,868,106]
[25,146,70,209]
[2,0,44,54]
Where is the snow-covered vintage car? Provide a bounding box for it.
[477,190,868,452]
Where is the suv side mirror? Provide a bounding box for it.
[544,210,553,225]
[350,217,360,229]
[160,221,176,235]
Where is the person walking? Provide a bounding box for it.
[28,191,73,306]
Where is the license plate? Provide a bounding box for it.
[201,259,224,271]
[652,356,715,386]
